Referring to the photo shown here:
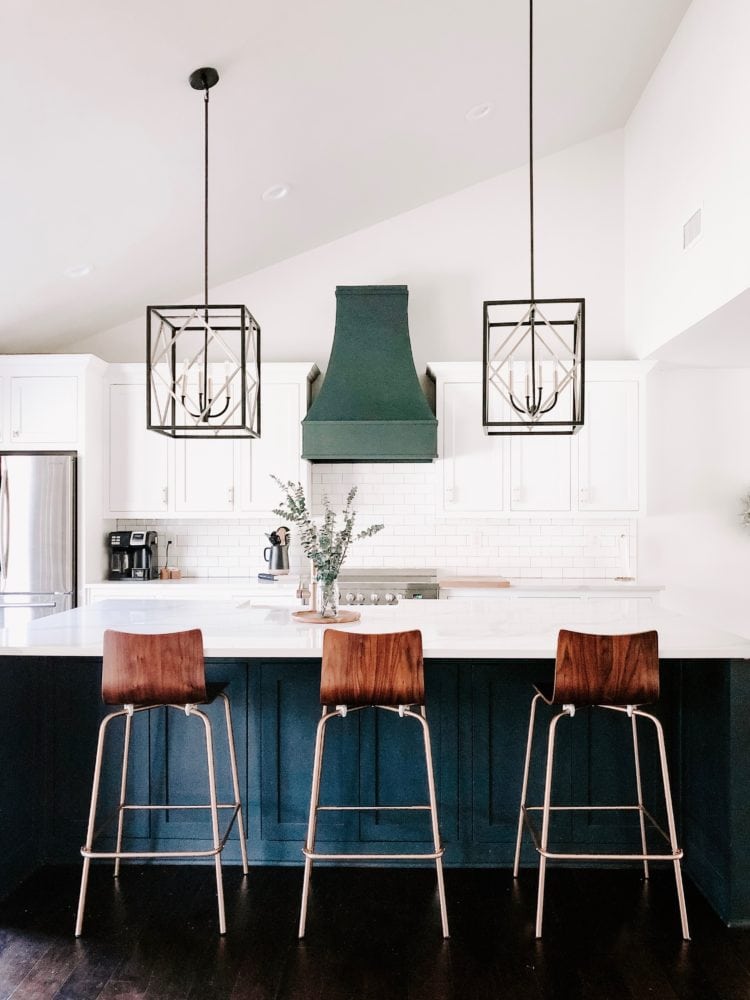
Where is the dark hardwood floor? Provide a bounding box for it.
[0,865,749,999]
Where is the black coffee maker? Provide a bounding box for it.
[108,530,159,580]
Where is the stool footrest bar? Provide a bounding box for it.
[303,848,444,861]
[316,805,431,812]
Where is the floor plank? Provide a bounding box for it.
[0,865,747,1000]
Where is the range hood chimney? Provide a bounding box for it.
[302,285,437,462]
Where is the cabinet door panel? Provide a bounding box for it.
[10,376,77,443]
[258,663,359,845]
[174,438,234,512]
[149,663,247,848]
[239,383,302,512]
[109,384,170,513]
[358,664,459,844]
[442,382,503,512]
[510,436,571,511]
[471,661,573,850]
[578,381,639,511]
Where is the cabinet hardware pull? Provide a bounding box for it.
[162,486,168,505]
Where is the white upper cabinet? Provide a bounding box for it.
[429,361,649,516]
[431,366,504,513]
[238,379,305,513]
[10,376,77,443]
[577,378,640,511]
[510,436,571,511]
[174,438,235,512]
[106,363,316,518]
[109,383,170,514]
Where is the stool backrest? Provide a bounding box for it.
[320,629,425,706]
[552,629,659,706]
[102,629,207,706]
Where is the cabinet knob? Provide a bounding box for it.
[12,430,19,438]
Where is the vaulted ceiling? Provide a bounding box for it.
[0,0,690,351]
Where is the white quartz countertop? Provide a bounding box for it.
[2,598,748,660]
[85,577,300,590]
[438,579,664,593]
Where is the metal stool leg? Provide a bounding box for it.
[299,707,332,938]
[220,692,248,876]
[75,709,127,937]
[194,707,226,935]
[638,709,690,940]
[514,692,542,878]
[631,710,649,880]
[535,710,568,939]
[416,706,449,938]
[113,708,133,879]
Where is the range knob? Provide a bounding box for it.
[345,592,356,605]
[370,593,380,604]
[355,593,365,605]
[384,592,396,604]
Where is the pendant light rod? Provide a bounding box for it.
[203,86,209,312]
[189,67,219,310]
[528,0,535,303]
[189,67,219,415]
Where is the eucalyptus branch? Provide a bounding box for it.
[272,476,384,580]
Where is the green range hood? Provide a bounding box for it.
[302,285,437,462]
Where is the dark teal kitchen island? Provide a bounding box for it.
[1,598,749,927]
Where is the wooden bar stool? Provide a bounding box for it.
[513,629,690,939]
[299,628,449,938]
[75,629,248,936]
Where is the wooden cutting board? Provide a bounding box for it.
[438,578,511,588]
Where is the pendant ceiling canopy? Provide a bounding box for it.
[482,0,584,436]
[147,67,261,439]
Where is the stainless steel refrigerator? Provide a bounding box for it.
[0,452,76,627]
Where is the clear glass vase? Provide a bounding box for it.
[318,577,339,618]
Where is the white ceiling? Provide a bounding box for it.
[0,0,690,352]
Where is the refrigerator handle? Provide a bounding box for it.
[0,461,8,587]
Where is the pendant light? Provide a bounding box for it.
[147,67,261,438]
[482,0,584,436]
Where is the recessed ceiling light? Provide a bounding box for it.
[465,102,493,122]
[262,183,291,202]
[64,263,94,279]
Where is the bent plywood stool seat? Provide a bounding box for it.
[513,628,690,939]
[298,628,449,938]
[75,628,248,936]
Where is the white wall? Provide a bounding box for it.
[625,0,750,359]
[640,367,750,638]
[66,130,627,367]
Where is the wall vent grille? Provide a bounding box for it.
[683,208,702,250]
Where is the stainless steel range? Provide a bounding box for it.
[337,569,438,606]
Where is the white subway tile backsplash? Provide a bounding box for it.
[119,463,637,580]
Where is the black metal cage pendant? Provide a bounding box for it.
[147,303,260,438]
[483,298,584,435]
[482,0,584,436]
[147,68,261,439]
